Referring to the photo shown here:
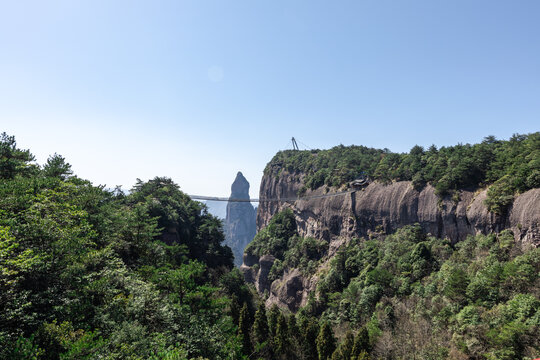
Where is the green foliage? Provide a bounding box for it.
[238,303,252,354]
[0,132,38,179]
[265,133,540,212]
[42,154,73,180]
[351,327,370,357]
[246,208,297,258]
[316,322,336,360]
[315,225,449,325]
[247,209,328,280]
[330,331,353,360]
[0,134,244,360]
[8,335,44,360]
[484,175,515,214]
[309,225,539,359]
[274,314,289,358]
[267,304,280,338]
[128,177,233,270]
[252,302,269,356]
[298,316,320,360]
[2,132,539,360]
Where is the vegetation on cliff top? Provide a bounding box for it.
[265,132,539,214]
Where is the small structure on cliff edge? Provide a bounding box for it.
[224,172,257,266]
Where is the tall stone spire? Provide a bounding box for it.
[224,172,257,266]
[230,172,250,199]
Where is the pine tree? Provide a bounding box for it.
[268,304,280,337]
[300,317,319,360]
[252,302,272,359]
[238,303,252,354]
[230,295,241,325]
[330,331,354,360]
[287,314,300,357]
[287,314,299,337]
[350,326,370,358]
[274,313,289,358]
[316,322,336,360]
[252,302,269,345]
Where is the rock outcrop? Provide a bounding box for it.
[242,170,540,311]
[224,172,257,266]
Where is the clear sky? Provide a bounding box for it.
[1,0,539,197]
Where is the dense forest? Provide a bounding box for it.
[0,133,244,359]
[0,133,378,359]
[267,133,539,214]
[1,132,539,360]
[247,209,540,359]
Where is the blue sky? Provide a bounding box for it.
[1,0,539,197]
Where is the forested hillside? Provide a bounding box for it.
[0,133,248,359]
[2,132,539,360]
[247,210,540,359]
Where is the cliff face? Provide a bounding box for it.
[242,170,540,311]
[256,171,540,244]
[224,172,257,266]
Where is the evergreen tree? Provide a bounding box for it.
[299,317,320,360]
[268,304,280,337]
[330,331,354,360]
[288,314,300,356]
[350,327,370,358]
[252,302,271,358]
[316,322,336,360]
[230,294,241,326]
[42,153,73,180]
[0,132,37,179]
[287,314,299,337]
[252,302,269,344]
[274,313,289,358]
[238,303,252,355]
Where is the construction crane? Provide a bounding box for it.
[291,137,299,150]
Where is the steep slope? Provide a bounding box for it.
[257,171,540,245]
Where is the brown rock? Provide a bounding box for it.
[247,170,540,311]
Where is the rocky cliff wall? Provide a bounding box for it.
[256,171,540,245]
[242,170,540,311]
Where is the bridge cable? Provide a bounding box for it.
[189,189,354,203]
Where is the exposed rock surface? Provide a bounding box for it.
[224,172,257,266]
[242,170,540,311]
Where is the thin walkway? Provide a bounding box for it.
[189,189,355,203]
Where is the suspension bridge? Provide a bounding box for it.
[189,137,361,203]
[188,189,355,203]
